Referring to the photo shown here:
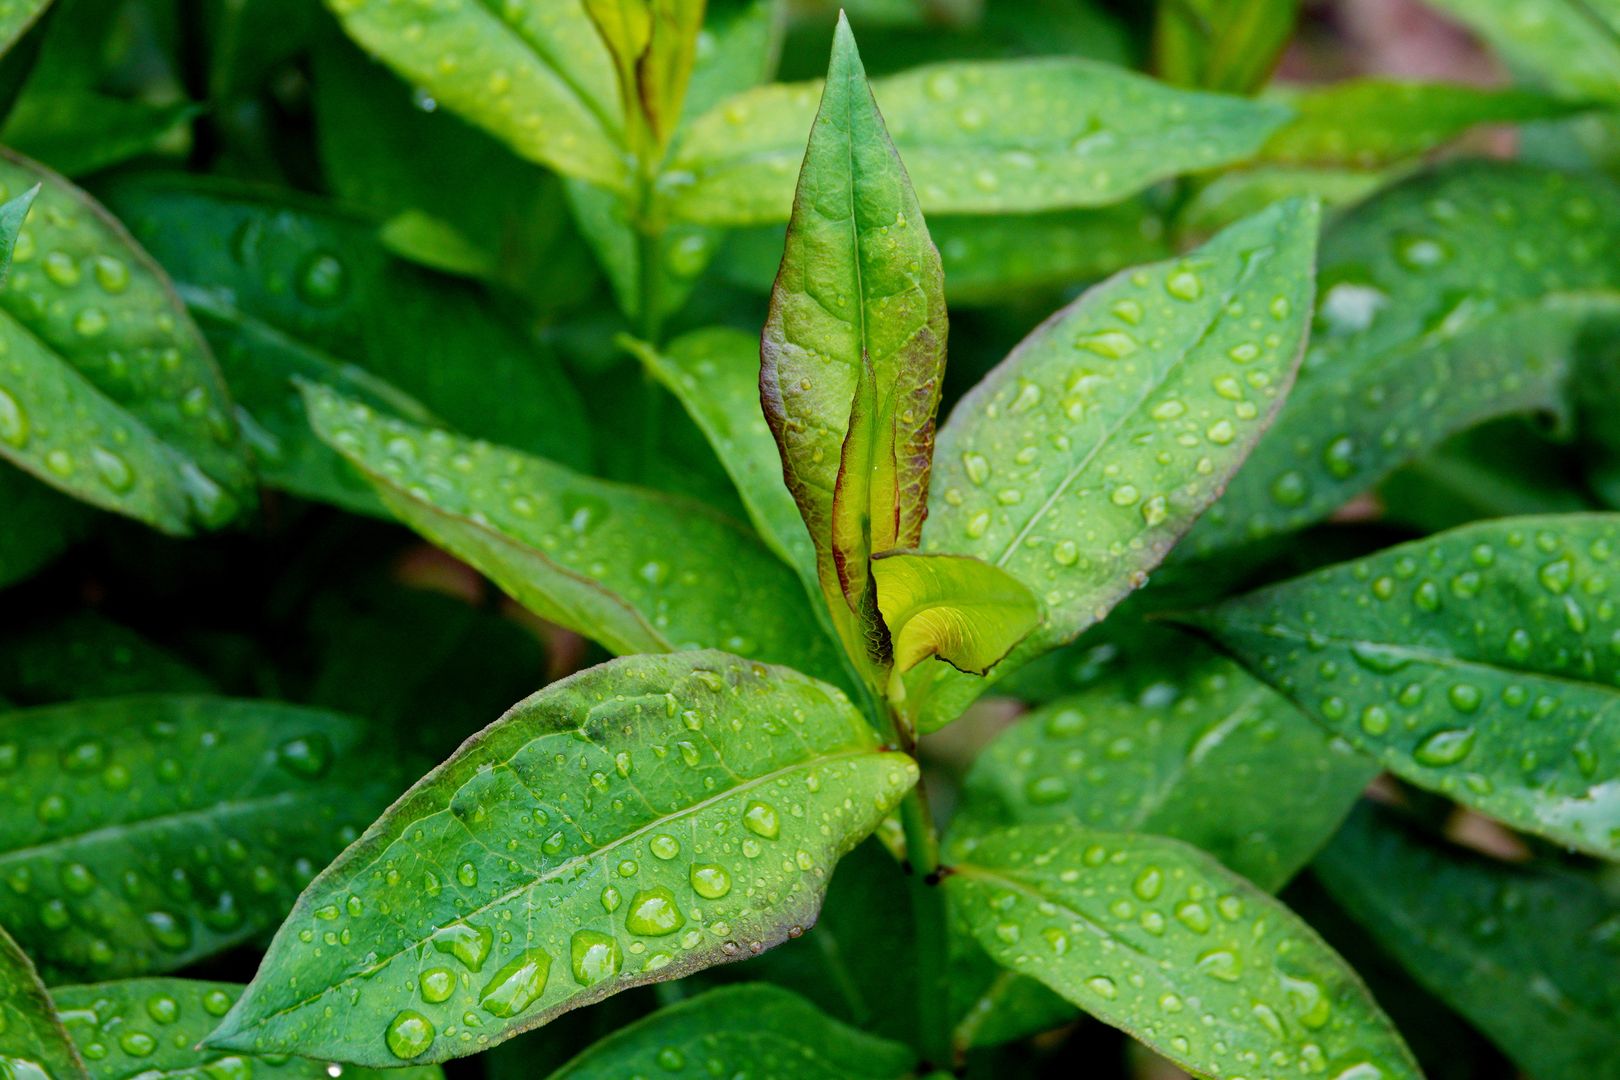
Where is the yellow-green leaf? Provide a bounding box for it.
[871,551,1038,675]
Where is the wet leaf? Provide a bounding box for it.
[0,611,212,705]
[948,823,1421,1080]
[761,15,946,676]
[1182,162,1620,561]
[584,0,704,157]
[53,978,443,1080]
[1195,513,1620,858]
[911,198,1318,730]
[0,922,87,1080]
[2,95,198,177]
[870,551,1038,676]
[304,383,844,685]
[1176,165,1393,239]
[666,57,1290,226]
[547,984,914,1079]
[323,0,627,188]
[0,696,404,981]
[1318,804,1620,1078]
[0,152,253,533]
[0,181,39,285]
[1421,0,1620,102]
[0,0,50,58]
[204,652,918,1066]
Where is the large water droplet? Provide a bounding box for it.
[689,864,731,899]
[625,887,685,937]
[478,949,551,1017]
[385,1011,435,1059]
[570,930,621,986]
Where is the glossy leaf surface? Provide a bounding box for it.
[53,979,443,1080]
[949,824,1420,1080]
[1421,0,1620,101]
[0,696,401,981]
[0,182,38,285]
[1183,162,1620,560]
[304,384,842,683]
[1197,514,1620,858]
[323,0,626,188]
[667,58,1290,225]
[206,652,918,1066]
[870,551,1038,675]
[0,153,251,533]
[1318,805,1620,1078]
[762,15,946,670]
[546,985,915,1079]
[0,923,87,1080]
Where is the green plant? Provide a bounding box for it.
[1,1,1618,1078]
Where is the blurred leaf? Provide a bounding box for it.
[1421,0,1620,102]
[0,465,87,587]
[870,551,1038,675]
[322,0,627,188]
[205,652,918,1066]
[665,58,1290,226]
[948,823,1421,1080]
[684,0,784,119]
[54,978,444,1080]
[561,178,720,326]
[0,611,212,704]
[547,985,915,1079]
[201,0,323,98]
[0,152,253,533]
[0,180,38,283]
[0,922,87,1080]
[910,199,1318,731]
[1195,513,1620,859]
[1155,0,1298,95]
[1317,804,1620,1079]
[0,695,404,980]
[3,94,196,177]
[303,383,846,685]
[1177,164,1396,238]
[584,0,704,158]
[1183,162,1620,561]
[0,0,51,59]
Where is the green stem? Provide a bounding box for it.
[899,777,952,1070]
[632,173,666,473]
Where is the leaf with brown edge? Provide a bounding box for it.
[871,551,1039,677]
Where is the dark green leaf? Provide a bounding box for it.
[0,0,50,59]
[0,181,38,285]
[0,465,86,588]
[204,652,918,1066]
[0,922,87,1080]
[0,696,403,980]
[1318,804,1620,1078]
[1196,513,1620,858]
[3,96,197,177]
[948,823,1421,1080]
[1155,0,1298,95]
[0,612,212,705]
[546,985,914,1079]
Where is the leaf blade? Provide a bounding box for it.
[870,551,1039,675]
[0,923,87,1080]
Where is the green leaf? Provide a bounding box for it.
[0,611,212,705]
[1181,162,1620,561]
[1317,805,1620,1079]
[682,0,784,120]
[53,979,443,1080]
[870,551,1038,676]
[1154,0,1298,95]
[952,636,1374,892]
[584,0,703,157]
[665,58,1290,226]
[1195,513,1620,858]
[0,695,403,981]
[323,0,627,189]
[546,985,915,1079]
[0,466,86,588]
[1420,0,1620,102]
[561,178,721,326]
[0,922,87,1080]
[1259,80,1586,168]
[762,14,946,676]
[1176,165,1395,240]
[0,152,253,533]
[910,197,1318,730]
[627,327,817,586]
[3,95,198,177]
[0,0,50,58]
[303,383,845,685]
[948,823,1421,1080]
[204,652,918,1066]
[0,181,39,285]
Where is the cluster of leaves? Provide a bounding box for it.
[1,0,1619,1078]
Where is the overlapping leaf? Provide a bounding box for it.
[1182,162,1620,560]
[0,467,85,588]
[0,696,402,981]
[0,611,211,704]
[204,652,918,1066]
[1421,0,1620,102]
[948,824,1421,1080]
[870,551,1038,676]
[1196,514,1620,858]
[0,923,86,1080]
[546,985,915,1079]
[666,56,1291,225]
[0,0,50,58]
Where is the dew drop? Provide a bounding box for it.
[385,1011,435,1060]
[625,887,685,937]
[570,930,622,986]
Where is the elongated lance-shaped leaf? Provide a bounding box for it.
[1182,162,1620,561]
[0,183,39,286]
[1194,514,1620,858]
[762,15,946,675]
[948,824,1421,1080]
[909,198,1318,731]
[323,0,626,189]
[626,328,816,588]
[1258,81,1586,169]
[203,652,918,1067]
[0,0,50,58]
[1318,805,1620,1078]
[0,152,253,533]
[303,383,845,687]
[0,611,212,704]
[870,551,1039,676]
[0,696,405,982]
[0,923,88,1080]
[1154,0,1298,94]
[584,0,704,158]
[1421,0,1620,102]
[546,985,915,1079]
[665,58,1291,226]
[53,979,444,1080]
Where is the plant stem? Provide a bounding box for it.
[899,778,953,1070]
